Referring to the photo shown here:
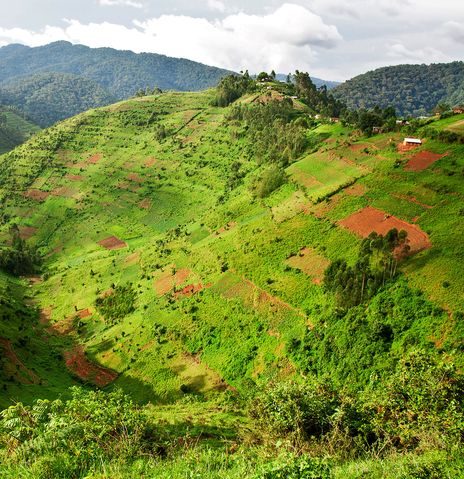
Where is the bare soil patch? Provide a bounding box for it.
[65,174,84,181]
[98,236,127,250]
[285,247,330,284]
[24,189,50,202]
[145,157,157,167]
[127,173,143,183]
[51,186,76,198]
[139,198,151,209]
[397,143,420,153]
[39,307,52,325]
[154,267,192,296]
[174,283,212,299]
[124,251,140,266]
[339,206,431,254]
[344,184,367,197]
[0,338,41,384]
[19,226,37,240]
[87,153,102,164]
[64,346,118,387]
[405,150,447,172]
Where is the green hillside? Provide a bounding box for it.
[333,62,464,116]
[0,107,40,154]
[0,72,116,127]
[0,81,462,477]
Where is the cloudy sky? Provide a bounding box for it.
[0,0,463,80]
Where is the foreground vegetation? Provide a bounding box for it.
[0,75,463,477]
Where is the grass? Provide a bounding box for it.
[0,87,463,476]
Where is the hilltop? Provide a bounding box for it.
[333,61,464,116]
[0,78,463,477]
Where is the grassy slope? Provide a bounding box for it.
[0,108,40,154]
[0,88,463,475]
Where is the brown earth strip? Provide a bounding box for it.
[98,236,127,250]
[404,150,447,172]
[339,206,431,254]
[64,346,118,387]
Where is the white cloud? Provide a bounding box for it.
[0,3,341,73]
[387,43,449,63]
[207,0,226,13]
[98,0,143,8]
[443,21,464,44]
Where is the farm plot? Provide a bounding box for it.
[405,151,447,171]
[98,236,128,250]
[288,152,366,201]
[285,247,330,284]
[339,206,431,254]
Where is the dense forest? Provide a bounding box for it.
[0,41,232,98]
[333,62,464,117]
[0,73,116,127]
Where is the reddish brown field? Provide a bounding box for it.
[65,174,84,181]
[51,186,76,198]
[405,150,447,171]
[145,157,157,167]
[39,307,52,325]
[77,308,92,319]
[87,153,102,164]
[24,189,50,202]
[154,267,191,296]
[174,283,212,299]
[64,346,118,387]
[339,206,431,254]
[139,198,151,209]
[344,184,367,197]
[127,173,143,183]
[397,143,420,153]
[19,226,37,240]
[285,247,330,284]
[0,338,41,384]
[98,236,127,250]
[124,251,140,266]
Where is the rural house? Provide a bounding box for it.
[403,137,422,146]
[453,106,464,114]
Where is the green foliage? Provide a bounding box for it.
[0,106,40,154]
[342,106,397,134]
[334,61,464,116]
[0,225,41,276]
[0,41,230,99]
[95,284,137,321]
[254,166,287,198]
[324,230,408,308]
[0,387,159,478]
[0,72,116,127]
[257,455,333,479]
[213,72,255,107]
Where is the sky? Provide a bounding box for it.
[0,0,463,81]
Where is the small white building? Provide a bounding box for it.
[403,138,422,146]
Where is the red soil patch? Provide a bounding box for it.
[404,150,447,172]
[19,226,37,240]
[312,196,341,219]
[51,186,76,198]
[0,338,41,384]
[339,206,431,254]
[46,245,63,258]
[77,308,92,319]
[139,198,151,209]
[154,267,191,296]
[145,157,157,167]
[173,282,212,299]
[127,173,143,183]
[65,174,84,181]
[397,143,420,153]
[215,221,237,235]
[285,247,330,284]
[64,346,118,387]
[87,153,102,164]
[24,189,50,202]
[117,181,140,193]
[349,143,377,152]
[344,184,367,197]
[98,236,127,250]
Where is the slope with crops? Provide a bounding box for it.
[0,76,463,478]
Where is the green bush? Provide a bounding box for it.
[95,283,137,321]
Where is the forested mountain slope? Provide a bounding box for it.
[0,41,232,98]
[0,78,462,478]
[0,106,40,153]
[0,72,116,127]
[333,61,464,116]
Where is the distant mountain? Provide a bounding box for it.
[0,72,116,127]
[0,41,233,99]
[276,73,340,90]
[333,62,464,117]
